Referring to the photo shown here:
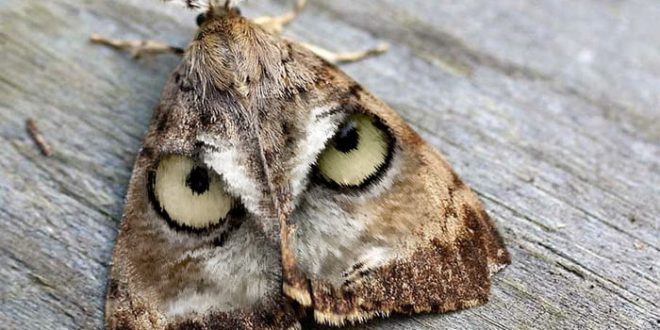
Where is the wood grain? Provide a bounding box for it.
[1,0,658,329]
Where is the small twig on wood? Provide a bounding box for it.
[26,118,53,157]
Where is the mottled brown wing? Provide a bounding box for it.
[104,105,300,330]
[103,17,303,328]
[281,71,511,326]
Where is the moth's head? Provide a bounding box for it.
[193,1,242,28]
[165,0,245,15]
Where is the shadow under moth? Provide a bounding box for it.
[97,0,510,329]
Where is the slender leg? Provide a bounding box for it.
[89,33,184,58]
[299,42,389,64]
[252,0,307,34]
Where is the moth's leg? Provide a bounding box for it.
[90,33,184,59]
[252,0,307,34]
[299,42,389,64]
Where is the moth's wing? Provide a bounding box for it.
[283,70,510,325]
[105,82,299,330]
[107,215,296,330]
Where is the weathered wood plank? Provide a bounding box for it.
[1,0,658,329]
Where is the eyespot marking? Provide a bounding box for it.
[315,113,394,189]
[148,155,234,231]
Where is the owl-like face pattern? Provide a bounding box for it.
[106,10,509,330]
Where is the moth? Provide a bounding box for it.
[97,1,510,329]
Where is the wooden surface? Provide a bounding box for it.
[1,0,659,329]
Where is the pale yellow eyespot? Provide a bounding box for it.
[152,155,233,229]
[317,114,392,187]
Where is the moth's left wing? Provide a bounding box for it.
[105,71,300,330]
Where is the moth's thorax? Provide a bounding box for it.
[186,12,321,101]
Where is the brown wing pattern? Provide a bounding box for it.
[283,85,510,326]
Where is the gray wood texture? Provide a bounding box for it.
[1,0,658,329]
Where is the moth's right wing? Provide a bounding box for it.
[281,70,510,326]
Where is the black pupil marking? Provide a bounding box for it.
[186,166,210,195]
[196,13,206,26]
[333,120,360,153]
